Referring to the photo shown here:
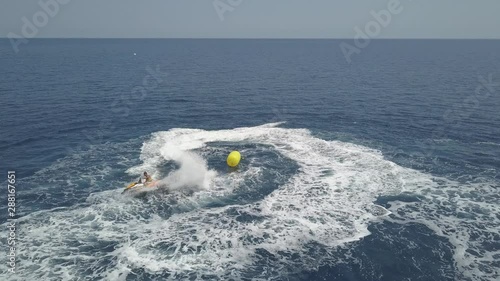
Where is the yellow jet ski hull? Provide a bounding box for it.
[123,180,160,193]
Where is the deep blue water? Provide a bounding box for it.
[0,39,499,281]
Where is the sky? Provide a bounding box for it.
[1,0,499,39]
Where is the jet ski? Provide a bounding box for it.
[122,180,159,194]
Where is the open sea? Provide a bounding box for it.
[0,39,499,281]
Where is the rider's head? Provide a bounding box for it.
[144,171,148,176]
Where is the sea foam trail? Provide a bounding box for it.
[386,180,500,281]
[127,129,217,193]
[0,123,498,280]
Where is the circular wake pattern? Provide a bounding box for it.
[0,123,498,280]
[385,180,500,281]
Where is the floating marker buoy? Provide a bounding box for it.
[227,151,241,167]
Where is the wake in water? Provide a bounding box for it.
[0,123,498,280]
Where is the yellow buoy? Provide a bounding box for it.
[226,151,241,167]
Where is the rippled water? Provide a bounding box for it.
[0,39,499,280]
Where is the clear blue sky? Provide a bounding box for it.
[1,0,499,39]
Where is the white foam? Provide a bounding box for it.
[385,179,500,281]
[0,123,498,280]
[476,141,500,146]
